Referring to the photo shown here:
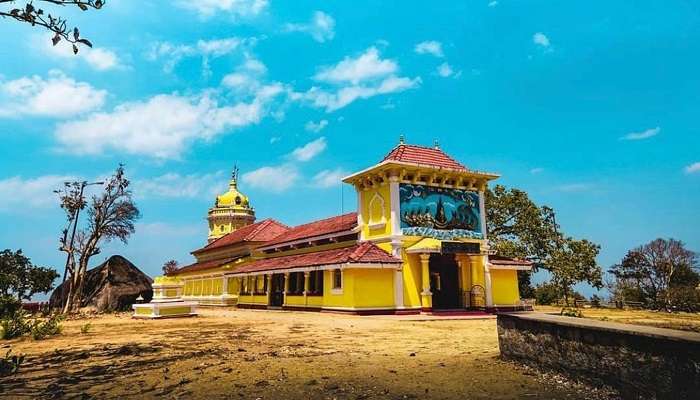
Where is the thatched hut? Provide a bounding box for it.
[50,255,153,312]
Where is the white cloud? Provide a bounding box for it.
[241,164,299,192]
[176,0,268,19]
[54,92,271,159]
[148,37,247,74]
[291,137,327,162]
[305,119,328,133]
[135,222,201,237]
[83,48,121,70]
[530,167,544,174]
[436,62,454,77]
[302,75,421,112]
[0,70,106,118]
[314,47,397,85]
[621,126,660,141]
[284,11,335,43]
[0,175,76,211]
[533,32,551,48]
[488,1,499,7]
[133,171,226,199]
[684,162,700,174]
[311,168,347,188]
[301,47,421,112]
[269,136,281,144]
[415,40,444,58]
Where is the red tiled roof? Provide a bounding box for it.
[193,219,289,254]
[233,242,402,275]
[489,255,533,266]
[168,256,242,276]
[382,144,467,171]
[259,212,358,249]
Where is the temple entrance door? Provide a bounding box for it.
[269,274,284,307]
[429,254,460,309]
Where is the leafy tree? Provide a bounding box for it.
[548,237,602,305]
[162,260,179,275]
[533,281,560,305]
[609,238,698,310]
[55,165,140,313]
[0,0,104,53]
[486,185,603,299]
[0,249,59,301]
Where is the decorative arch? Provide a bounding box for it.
[368,192,387,228]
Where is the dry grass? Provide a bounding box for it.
[535,305,700,332]
[0,308,616,399]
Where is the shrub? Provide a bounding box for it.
[80,322,92,334]
[0,348,24,376]
[0,310,31,340]
[0,295,21,319]
[30,314,64,340]
[560,306,583,318]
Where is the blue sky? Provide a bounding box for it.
[1,1,698,298]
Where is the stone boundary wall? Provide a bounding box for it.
[497,313,700,400]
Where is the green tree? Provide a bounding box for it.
[486,185,603,299]
[0,249,59,301]
[0,1,105,53]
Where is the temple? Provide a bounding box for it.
[152,139,532,314]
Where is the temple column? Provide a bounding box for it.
[265,275,272,306]
[484,262,494,308]
[419,253,432,311]
[222,276,228,295]
[283,273,290,307]
[455,254,471,308]
[303,271,310,306]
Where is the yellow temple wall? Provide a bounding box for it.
[351,269,395,308]
[323,269,355,307]
[360,185,392,239]
[490,269,520,305]
[402,253,423,308]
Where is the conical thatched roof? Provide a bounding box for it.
[50,255,153,312]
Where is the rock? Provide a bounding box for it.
[49,255,153,312]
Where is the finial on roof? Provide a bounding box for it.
[231,164,239,187]
[434,139,440,149]
[399,134,405,145]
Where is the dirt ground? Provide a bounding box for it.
[1,308,619,400]
[535,305,700,332]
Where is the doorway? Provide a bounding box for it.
[429,254,460,309]
[269,274,284,307]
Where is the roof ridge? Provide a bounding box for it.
[290,211,357,229]
[349,241,373,261]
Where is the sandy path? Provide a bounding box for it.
[1,309,615,399]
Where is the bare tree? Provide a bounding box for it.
[162,260,179,275]
[0,0,105,53]
[610,238,698,310]
[56,165,139,313]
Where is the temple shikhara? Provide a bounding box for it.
[136,139,532,317]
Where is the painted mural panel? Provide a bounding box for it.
[399,184,482,239]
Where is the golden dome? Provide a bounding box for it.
[214,172,251,211]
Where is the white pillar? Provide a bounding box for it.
[356,188,365,240]
[222,275,228,295]
[389,176,401,236]
[393,268,404,309]
[484,263,494,307]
